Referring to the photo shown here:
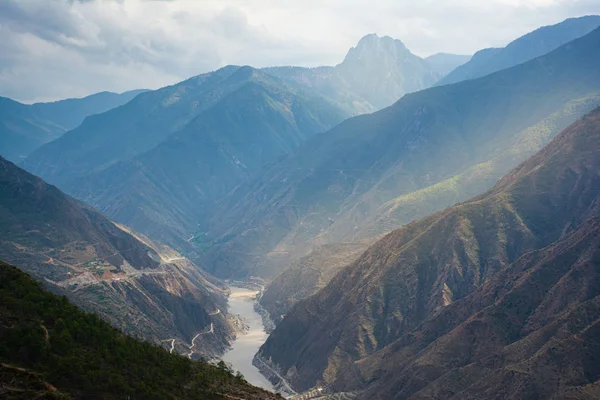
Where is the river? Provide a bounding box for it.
[221,286,276,392]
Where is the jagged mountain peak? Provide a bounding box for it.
[356,33,406,48]
[332,33,436,109]
[340,33,411,65]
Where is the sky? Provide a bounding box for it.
[1,0,599,103]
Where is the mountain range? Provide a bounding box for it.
[21,34,467,254]
[264,33,466,113]
[23,66,352,251]
[438,15,600,85]
[200,20,600,279]
[258,105,600,399]
[252,18,600,325]
[0,89,146,163]
[2,12,600,400]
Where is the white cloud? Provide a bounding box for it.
[0,0,598,102]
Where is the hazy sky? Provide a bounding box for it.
[1,0,599,103]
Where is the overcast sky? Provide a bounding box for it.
[1,0,599,103]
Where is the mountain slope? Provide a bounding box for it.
[334,93,600,242]
[23,66,250,185]
[347,218,600,400]
[200,24,600,279]
[0,90,145,163]
[257,107,600,396]
[438,15,600,85]
[0,261,281,400]
[0,155,233,357]
[259,239,377,325]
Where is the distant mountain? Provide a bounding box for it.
[438,15,600,85]
[30,89,148,131]
[258,107,600,398]
[0,90,145,163]
[264,33,441,112]
[335,34,439,109]
[424,52,471,77]
[22,34,447,257]
[24,66,252,183]
[200,25,600,279]
[24,66,350,252]
[0,261,280,400]
[0,97,64,163]
[0,155,233,357]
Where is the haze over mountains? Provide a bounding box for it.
[2,10,600,400]
[24,66,351,250]
[423,53,472,77]
[21,34,465,253]
[438,15,600,86]
[259,238,378,325]
[201,19,600,278]
[0,90,146,163]
[259,106,600,399]
[269,33,441,111]
[18,17,600,281]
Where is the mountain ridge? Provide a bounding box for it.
[199,23,600,279]
[257,106,600,397]
[22,33,473,260]
[0,89,146,163]
[438,15,600,85]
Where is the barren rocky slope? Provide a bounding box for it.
[0,156,231,357]
[259,239,377,324]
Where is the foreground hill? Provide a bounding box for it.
[201,24,600,279]
[0,156,232,357]
[0,90,145,163]
[438,15,600,85]
[258,108,600,399]
[0,261,281,400]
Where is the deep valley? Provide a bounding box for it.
[2,8,600,400]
